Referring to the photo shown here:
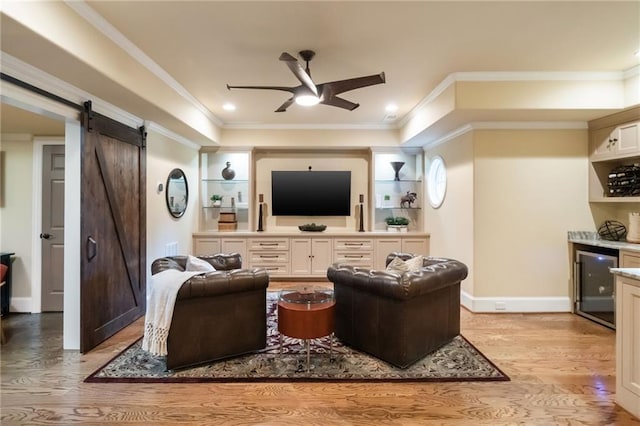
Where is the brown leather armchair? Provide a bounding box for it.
[151,253,269,370]
[327,252,468,368]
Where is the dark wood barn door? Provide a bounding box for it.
[80,102,146,352]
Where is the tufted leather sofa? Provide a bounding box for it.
[151,253,269,370]
[327,252,468,368]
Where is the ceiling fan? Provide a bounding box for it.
[226,50,385,112]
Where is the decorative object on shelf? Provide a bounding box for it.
[359,194,365,232]
[382,194,393,208]
[218,211,237,231]
[597,220,627,241]
[390,161,405,181]
[628,213,640,243]
[298,223,327,232]
[221,161,235,180]
[166,168,188,218]
[400,191,417,208]
[257,193,264,232]
[385,216,409,232]
[210,194,223,207]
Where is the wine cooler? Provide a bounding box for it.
[574,248,617,329]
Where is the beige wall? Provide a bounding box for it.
[0,135,34,300]
[426,128,598,305]
[254,150,369,232]
[473,129,594,299]
[424,132,475,295]
[145,130,199,264]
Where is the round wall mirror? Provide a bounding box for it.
[166,168,188,218]
[427,155,447,208]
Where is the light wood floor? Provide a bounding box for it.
[1,282,639,425]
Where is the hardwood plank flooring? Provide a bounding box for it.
[1,282,639,425]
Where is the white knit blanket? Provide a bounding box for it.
[142,269,202,356]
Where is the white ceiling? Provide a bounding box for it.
[1,1,639,139]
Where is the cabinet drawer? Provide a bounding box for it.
[249,251,289,264]
[334,251,373,268]
[620,250,640,268]
[248,238,289,250]
[250,263,290,275]
[334,239,373,251]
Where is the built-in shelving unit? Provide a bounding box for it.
[588,107,640,202]
[371,150,424,232]
[200,150,252,231]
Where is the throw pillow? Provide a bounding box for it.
[386,256,409,273]
[404,255,424,272]
[385,255,424,273]
[185,255,216,273]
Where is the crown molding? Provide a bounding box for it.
[1,51,142,129]
[65,0,223,128]
[145,121,201,150]
[1,51,204,147]
[400,70,632,129]
[221,122,397,131]
[422,121,588,151]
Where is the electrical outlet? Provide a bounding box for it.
[495,302,506,311]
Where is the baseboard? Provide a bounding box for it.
[460,290,571,313]
[9,297,33,313]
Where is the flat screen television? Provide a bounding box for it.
[271,170,351,216]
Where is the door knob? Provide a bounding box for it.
[40,233,52,239]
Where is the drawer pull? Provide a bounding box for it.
[260,255,279,258]
[344,255,364,258]
[344,242,364,246]
[265,267,280,271]
[259,242,279,246]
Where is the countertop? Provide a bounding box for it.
[193,231,431,237]
[568,231,640,253]
[610,267,640,281]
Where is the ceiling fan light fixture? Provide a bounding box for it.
[295,95,320,106]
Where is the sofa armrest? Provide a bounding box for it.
[176,268,269,301]
[327,258,468,301]
[151,253,242,275]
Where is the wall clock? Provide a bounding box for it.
[427,155,447,208]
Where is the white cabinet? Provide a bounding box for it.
[591,122,640,162]
[193,233,429,277]
[192,236,246,260]
[334,238,374,268]
[193,237,221,256]
[615,275,640,419]
[290,238,333,276]
[402,237,430,256]
[374,238,401,269]
[247,237,290,275]
[588,108,640,202]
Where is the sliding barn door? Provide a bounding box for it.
[80,101,146,353]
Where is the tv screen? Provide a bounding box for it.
[271,170,351,216]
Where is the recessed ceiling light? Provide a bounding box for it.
[295,95,320,106]
[223,103,236,111]
[635,50,640,57]
[385,103,398,113]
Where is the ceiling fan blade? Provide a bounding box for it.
[321,96,360,111]
[278,52,318,97]
[320,72,386,96]
[275,97,295,112]
[227,84,295,94]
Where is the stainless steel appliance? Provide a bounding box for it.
[574,248,617,329]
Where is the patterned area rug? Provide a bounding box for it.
[86,293,509,383]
